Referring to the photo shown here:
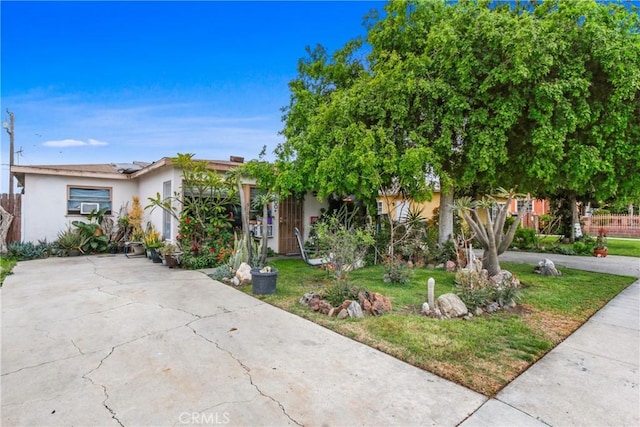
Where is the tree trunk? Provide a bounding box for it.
[438,186,454,245]
[570,193,579,242]
[482,247,501,277]
[260,202,269,266]
[237,180,252,263]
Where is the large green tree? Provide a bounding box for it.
[502,1,640,239]
[276,0,640,244]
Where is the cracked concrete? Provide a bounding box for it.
[2,253,638,426]
[2,255,486,426]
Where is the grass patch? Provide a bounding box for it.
[606,238,640,257]
[1,257,17,287]
[537,236,639,257]
[231,258,634,396]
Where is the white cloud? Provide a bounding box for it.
[43,138,108,147]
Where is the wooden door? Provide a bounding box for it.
[278,195,303,254]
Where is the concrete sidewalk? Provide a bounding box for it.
[461,251,640,426]
[1,252,638,426]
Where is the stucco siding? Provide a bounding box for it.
[136,167,181,241]
[302,192,326,240]
[22,174,137,242]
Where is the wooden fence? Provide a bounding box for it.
[1,193,22,243]
[582,214,640,238]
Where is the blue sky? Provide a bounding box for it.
[1,1,383,191]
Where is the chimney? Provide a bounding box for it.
[230,156,245,163]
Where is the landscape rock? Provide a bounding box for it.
[353,291,393,316]
[504,300,517,309]
[534,258,562,277]
[490,270,520,288]
[299,292,319,306]
[308,297,333,315]
[337,309,348,319]
[347,301,364,318]
[370,292,392,315]
[316,300,334,315]
[445,260,456,272]
[435,293,468,318]
[486,302,500,312]
[236,262,252,285]
[358,292,373,313]
[421,302,430,315]
[328,307,336,317]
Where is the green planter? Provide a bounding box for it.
[251,268,278,295]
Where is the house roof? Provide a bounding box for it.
[11,156,244,187]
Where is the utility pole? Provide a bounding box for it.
[3,110,14,201]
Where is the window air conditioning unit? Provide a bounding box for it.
[80,202,100,214]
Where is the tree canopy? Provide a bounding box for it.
[275,0,640,242]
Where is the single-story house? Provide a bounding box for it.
[11,156,326,254]
[377,190,549,226]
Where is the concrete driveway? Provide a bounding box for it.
[2,252,638,426]
[2,255,486,426]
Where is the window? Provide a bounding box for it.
[517,200,532,213]
[67,186,112,215]
[162,180,172,240]
[491,203,506,221]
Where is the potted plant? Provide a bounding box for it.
[158,243,181,268]
[143,223,163,262]
[56,226,83,256]
[593,227,608,257]
[251,265,278,295]
[226,150,280,294]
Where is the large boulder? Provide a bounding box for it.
[435,293,468,318]
[347,301,364,318]
[235,262,252,285]
[490,270,521,288]
[534,258,562,277]
[358,291,392,316]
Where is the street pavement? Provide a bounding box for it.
[1,251,638,426]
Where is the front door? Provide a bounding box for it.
[278,195,303,254]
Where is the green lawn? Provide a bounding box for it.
[537,236,639,257]
[231,258,635,396]
[0,257,17,287]
[601,238,640,257]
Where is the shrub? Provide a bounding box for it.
[314,206,374,281]
[322,281,365,307]
[511,227,538,250]
[428,239,457,265]
[7,241,49,260]
[208,264,233,281]
[57,227,82,251]
[382,256,413,285]
[454,268,520,312]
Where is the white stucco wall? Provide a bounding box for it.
[136,167,182,242]
[21,174,137,242]
[302,192,326,240]
[21,167,329,255]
